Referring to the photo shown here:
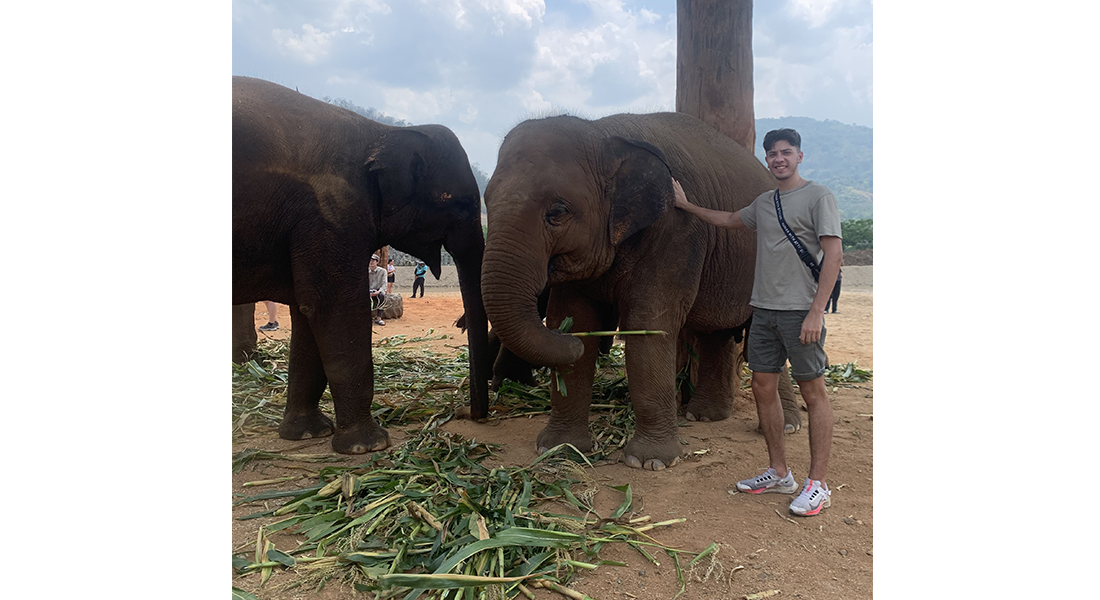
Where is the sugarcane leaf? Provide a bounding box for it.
[266,548,296,567]
[433,527,581,576]
[380,572,548,590]
[555,370,568,397]
[232,587,259,600]
[558,317,574,333]
[608,484,633,519]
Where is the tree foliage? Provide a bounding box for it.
[322,96,412,127]
[841,219,873,250]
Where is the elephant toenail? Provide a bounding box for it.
[624,455,642,469]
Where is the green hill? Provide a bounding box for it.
[754,117,873,220]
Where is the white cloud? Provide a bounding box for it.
[271,24,336,64]
[787,0,847,28]
[382,87,457,121]
[458,104,478,123]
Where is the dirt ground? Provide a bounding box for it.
[234,284,873,600]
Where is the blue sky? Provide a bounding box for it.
[232,0,872,175]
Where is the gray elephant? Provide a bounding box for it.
[482,112,778,470]
[233,76,489,454]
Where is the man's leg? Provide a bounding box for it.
[796,376,833,481]
[751,371,789,477]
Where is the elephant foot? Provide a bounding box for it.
[278,411,335,441]
[754,416,802,435]
[536,424,593,457]
[623,436,683,471]
[332,421,392,455]
[782,405,802,434]
[682,397,733,423]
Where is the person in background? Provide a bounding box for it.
[825,263,843,314]
[412,261,427,298]
[386,257,396,294]
[368,254,388,325]
[258,301,279,331]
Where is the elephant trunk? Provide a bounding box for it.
[481,241,584,368]
[446,224,491,419]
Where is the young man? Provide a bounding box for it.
[672,128,843,517]
[368,254,388,325]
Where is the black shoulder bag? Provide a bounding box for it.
[773,189,820,283]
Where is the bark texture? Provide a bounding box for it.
[676,0,756,151]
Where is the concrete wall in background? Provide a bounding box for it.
[842,265,872,287]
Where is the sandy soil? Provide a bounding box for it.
[235,284,873,600]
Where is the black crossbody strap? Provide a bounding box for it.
[774,189,820,283]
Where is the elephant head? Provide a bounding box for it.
[482,116,675,368]
[365,124,491,417]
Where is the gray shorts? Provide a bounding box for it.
[747,308,828,381]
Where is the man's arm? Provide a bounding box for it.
[672,179,746,230]
[800,235,843,344]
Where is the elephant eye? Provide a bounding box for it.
[545,199,571,227]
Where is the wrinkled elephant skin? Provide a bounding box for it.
[482,113,776,470]
[233,76,489,454]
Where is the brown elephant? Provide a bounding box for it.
[482,112,778,470]
[233,76,489,454]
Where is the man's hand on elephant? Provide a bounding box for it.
[800,311,824,345]
[671,178,690,209]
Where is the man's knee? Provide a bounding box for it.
[751,372,781,400]
[796,376,830,405]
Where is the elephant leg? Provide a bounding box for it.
[309,306,392,454]
[536,292,603,455]
[674,329,697,408]
[683,329,739,422]
[622,327,683,471]
[279,304,335,441]
[232,303,258,363]
[780,366,802,433]
[493,346,539,390]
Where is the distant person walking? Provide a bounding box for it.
[386,258,396,294]
[825,266,842,314]
[412,261,427,298]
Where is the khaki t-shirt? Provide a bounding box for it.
[740,180,842,310]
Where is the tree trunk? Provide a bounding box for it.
[676,0,756,152]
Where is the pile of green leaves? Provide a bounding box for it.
[737,360,873,390]
[823,362,873,385]
[233,429,707,599]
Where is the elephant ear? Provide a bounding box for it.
[366,129,432,216]
[604,136,674,246]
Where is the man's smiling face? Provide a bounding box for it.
[765,140,803,181]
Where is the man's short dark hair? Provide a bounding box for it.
[762,128,801,153]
